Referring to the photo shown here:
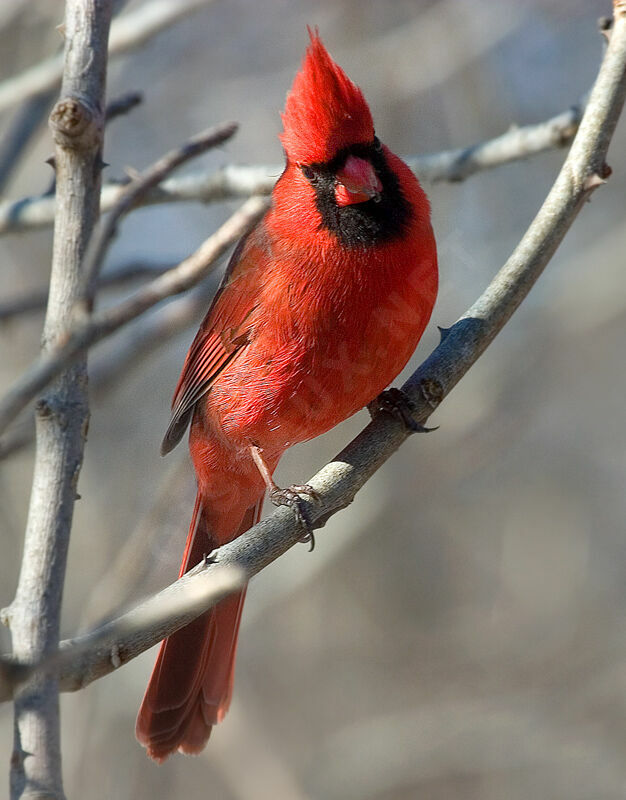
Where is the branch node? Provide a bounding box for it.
[35,398,54,419]
[49,97,101,150]
[599,16,613,41]
[420,378,444,410]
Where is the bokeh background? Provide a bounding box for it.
[1,0,626,798]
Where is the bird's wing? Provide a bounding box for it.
[161,225,264,455]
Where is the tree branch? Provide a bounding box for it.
[0,97,585,235]
[104,89,143,123]
[0,280,211,460]
[406,95,586,183]
[0,196,268,436]
[2,3,625,706]
[79,120,238,307]
[0,92,56,194]
[4,1,114,797]
[0,261,174,322]
[0,0,215,114]
[0,566,246,702]
[0,94,593,431]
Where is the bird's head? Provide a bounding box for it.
[280,30,382,208]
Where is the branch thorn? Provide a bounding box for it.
[583,172,608,191]
[437,325,452,343]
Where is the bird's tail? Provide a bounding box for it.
[135,493,261,762]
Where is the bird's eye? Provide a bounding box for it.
[373,136,382,152]
[300,165,317,183]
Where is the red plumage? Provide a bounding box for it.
[280,31,374,164]
[136,30,438,761]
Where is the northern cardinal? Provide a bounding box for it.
[136,31,437,761]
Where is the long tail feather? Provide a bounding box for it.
[136,495,261,762]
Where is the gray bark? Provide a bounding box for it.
[5,2,113,798]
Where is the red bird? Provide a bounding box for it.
[136,32,438,761]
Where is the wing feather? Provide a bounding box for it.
[161,224,264,455]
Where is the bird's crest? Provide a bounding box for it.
[280,30,374,165]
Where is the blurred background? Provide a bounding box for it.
[1,0,626,797]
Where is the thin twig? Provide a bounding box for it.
[408,95,586,183]
[3,2,625,703]
[79,455,194,628]
[87,282,213,391]
[0,0,215,114]
[0,98,585,235]
[5,1,114,797]
[0,565,246,701]
[0,261,174,322]
[79,121,238,306]
[0,196,269,436]
[0,92,56,194]
[0,419,33,460]
[0,281,211,459]
[105,89,143,122]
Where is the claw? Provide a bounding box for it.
[287,484,321,504]
[249,444,318,550]
[368,387,437,434]
[269,485,317,551]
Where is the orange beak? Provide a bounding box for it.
[335,155,382,206]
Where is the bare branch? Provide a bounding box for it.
[0,565,245,701]
[0,261,174,322]
[78,455,194,627]
[5,1,114,797]
[3,3,625,705]
[0,0,215,114]
[41,89,146,198]
[87,282,213,391]
[104,89,142,122]
[79,120,238,306]
[0,281,210,460]
[0,419,32,460]
[0,92,56,194]
[0,196,269,436]
[0,98,586,235]
[408,95,586,183]
[0,289,50,321]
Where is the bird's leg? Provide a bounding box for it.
[368,387,438,434]
[249,445,320,551]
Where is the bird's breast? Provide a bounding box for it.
[204,235,436,455]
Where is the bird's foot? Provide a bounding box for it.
[368,387,438,434]
[269,484,320,551]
